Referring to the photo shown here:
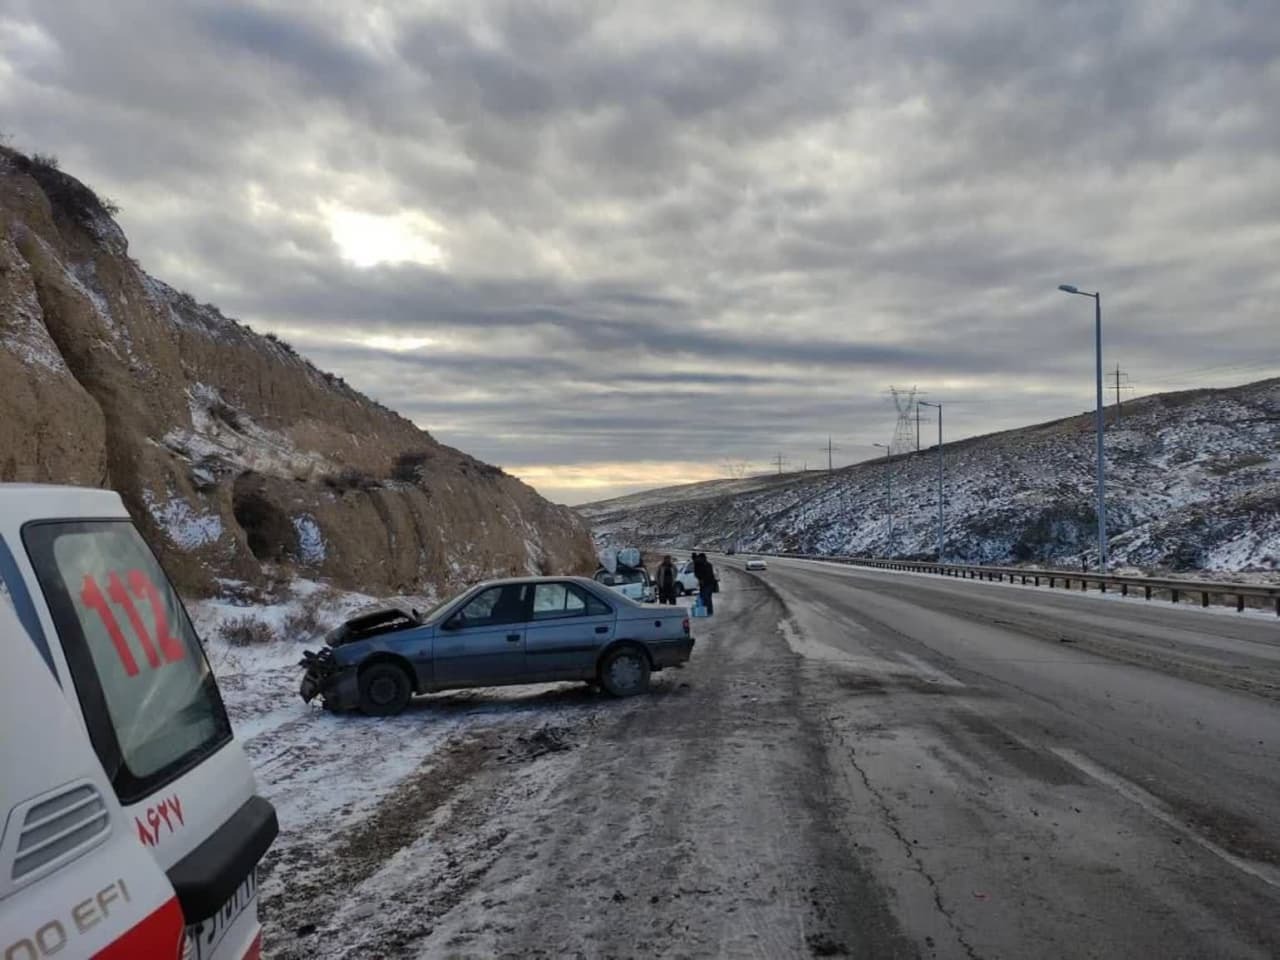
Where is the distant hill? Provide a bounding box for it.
[579,378,1280,574]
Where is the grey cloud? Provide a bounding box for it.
[196,4,380,97]
[3,0,1278,501]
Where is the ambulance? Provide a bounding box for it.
[0,485,277,960]
[2,597,187,958]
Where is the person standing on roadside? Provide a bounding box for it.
[655,554,678,605]
[693,552,717,616]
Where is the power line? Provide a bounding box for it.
[818,436,842,472]
[888,386,920,455]
[1134,358,1280,387]
[1112,363,1134,424]
[771,452,788,475]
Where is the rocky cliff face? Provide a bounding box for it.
[0,147,595,596]
[581,378,1280,575]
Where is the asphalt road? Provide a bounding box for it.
[733,555,1280,959]
[259,561,1280,959]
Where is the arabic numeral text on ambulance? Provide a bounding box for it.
[79,569,186,676]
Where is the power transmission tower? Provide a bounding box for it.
[818,437,841,472]
[771,452,788,474]
[1112,364,1133,424]
[889,386,919,455]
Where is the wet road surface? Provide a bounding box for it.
[258,560,1280,959]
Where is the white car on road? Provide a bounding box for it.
[745,558,768,571]
[593,566,655,603]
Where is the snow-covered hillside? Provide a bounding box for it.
[580,378,1280,575]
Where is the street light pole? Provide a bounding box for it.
[1058,284,1108,573]
[919,401,943,561]
[872,443,894,556]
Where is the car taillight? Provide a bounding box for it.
[682,618,690,634]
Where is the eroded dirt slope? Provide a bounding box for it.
[0,147,594,595]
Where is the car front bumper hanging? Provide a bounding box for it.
[299,649,360,711]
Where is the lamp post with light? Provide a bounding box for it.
[1057,283,1107,573]
[917,400,944,562]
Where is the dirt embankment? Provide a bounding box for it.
[0,147,595,596]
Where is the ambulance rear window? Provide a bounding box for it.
[23,520,232,804]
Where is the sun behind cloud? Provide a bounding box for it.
[323,203,446,269]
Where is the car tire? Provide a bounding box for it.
[358,662,412,716]
[675,584,686,596]
[598,645,651,697]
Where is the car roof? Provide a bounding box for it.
[471,575,603,588]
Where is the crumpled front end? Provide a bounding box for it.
[299,648,360,711]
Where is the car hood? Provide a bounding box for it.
[324,599,430,648]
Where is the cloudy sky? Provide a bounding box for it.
[2,1,1278,503]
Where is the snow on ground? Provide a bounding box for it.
[291,515,326,565]
[143,490,224,550]
[1,266,70,375]
[161,382,336,481]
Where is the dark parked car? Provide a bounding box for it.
[299,576,694,715]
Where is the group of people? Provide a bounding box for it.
[653,551,718,615]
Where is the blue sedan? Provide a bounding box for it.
[299,576,694,715]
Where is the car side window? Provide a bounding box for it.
[532,583,587,621]
[564,587,587,616]
[580,588,612,617]
[456,585,527,627]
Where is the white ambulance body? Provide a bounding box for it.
[0,485,276,960]
[1,598,187,959]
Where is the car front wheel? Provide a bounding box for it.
[358,662,412,716]
[599,646,651,697]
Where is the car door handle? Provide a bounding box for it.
[506,633,521,642]
[595,626,609,634]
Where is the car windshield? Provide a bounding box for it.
[420,593,460,623]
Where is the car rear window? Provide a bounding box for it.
[535,582,614,619]
[23,520,232,804]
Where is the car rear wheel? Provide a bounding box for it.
[358,662,412,716]
[675,583,686,596]
[599,646,651,697]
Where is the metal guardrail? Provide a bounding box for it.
[768,553,1280,617]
